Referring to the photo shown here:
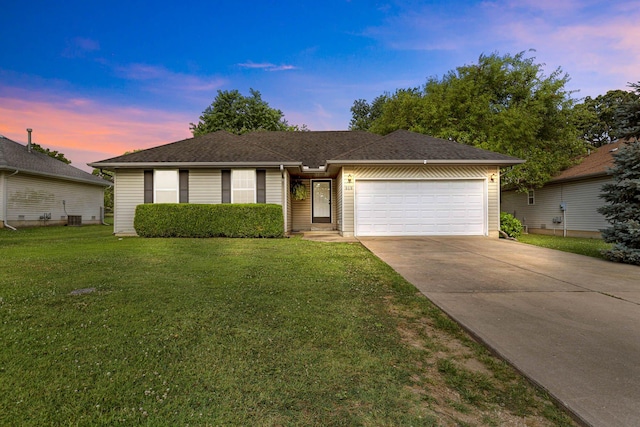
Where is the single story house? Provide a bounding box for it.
[501,140,625,238]
[1,134,111,229]
[89,130,523,237]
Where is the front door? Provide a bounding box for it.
[312,180,331,223]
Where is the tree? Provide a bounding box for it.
[573,89,639,147]
[348,94,388,131]
[190,88,303,136]
[92,169,113,212]
[31,143,71,164]
[353,51,586,191]
[597,82,640,265]
[598,141,640,265]
[616,82,640,140]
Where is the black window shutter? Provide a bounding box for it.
[221,170,231,203]
[256,170,266,203]
[144,170,154,203]
[179,170,189,203]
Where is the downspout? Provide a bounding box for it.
[280,165,287,234]
[3,170,19,230]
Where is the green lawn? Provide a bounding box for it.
[0,225,574,426]
[517,234,613,259]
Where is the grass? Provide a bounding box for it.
[517,234,613,259]
[0,225,575,426]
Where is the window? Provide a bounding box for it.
[527,190,535,205]
[154,170,179,203]
[231,169,256,203]
[221,169,267,204]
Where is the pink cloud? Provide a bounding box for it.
[0,88,194,172]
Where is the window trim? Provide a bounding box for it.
[527,189,535,206]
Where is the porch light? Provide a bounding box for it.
[490,173,496,183]
[347,174,353,183]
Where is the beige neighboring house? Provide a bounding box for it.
[501,140,626,238]
[89,129,523,237]
[0,134,111,229]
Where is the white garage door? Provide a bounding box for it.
[355,180,486,236]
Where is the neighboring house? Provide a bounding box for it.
[501,140,626,238]
[0,134,111,229]
[89,130,522,237]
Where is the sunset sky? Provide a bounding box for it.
[2,1,639,172]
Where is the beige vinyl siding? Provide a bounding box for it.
[114,168,284,235]
[285,171,292,233]
[291,179,311,231]
[336,169,343,233]
[290,178,337,231]
[114,169,144,235]
[501,177,610,238]
[189,170,221,204]
[0,172,5,223]
[343,165,496,237]
[487,166,500,238]
[5,173,104,227]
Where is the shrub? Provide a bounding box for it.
[500,212,524,238]
[134,204,284,238]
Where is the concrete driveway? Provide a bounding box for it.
[359,236,640,427]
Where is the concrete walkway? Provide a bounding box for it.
[359,236,640,427]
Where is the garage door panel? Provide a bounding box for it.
[356,180,485,236]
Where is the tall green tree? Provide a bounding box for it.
[598,141,640,265]
[573,89,639,146]
[190,89,304,136]
[597,82,640,265]
[354,51,586,191]
[31,143,71,164]
[349,94,389,131]
[616,82,640,140]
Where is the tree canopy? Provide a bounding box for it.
[31,143,71,164]
[190,89,305,136]
[573,89,640,147]
[615,82,640,140]
[349,51,586,191]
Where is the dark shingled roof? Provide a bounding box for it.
[333,130,522,162]
[90,129,523,168]
[550,139,627,183]
[0,136,110,186]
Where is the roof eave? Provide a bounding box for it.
[327,159,525,166]
[0,165,112,187]
[88,161,302,169]
[549,171,610,184]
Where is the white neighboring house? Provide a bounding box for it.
[501,140,625,238]
[0,134,111,229]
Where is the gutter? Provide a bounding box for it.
[87,161,302,170]
[3,169,18,231]
[327,159,526,166]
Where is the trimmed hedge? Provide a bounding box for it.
[134,204,284,238]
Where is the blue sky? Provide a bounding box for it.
[1,0,639,171]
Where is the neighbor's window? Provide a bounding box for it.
[232,169,256,203]
[527,190,535,205]
[154,170,179,203]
